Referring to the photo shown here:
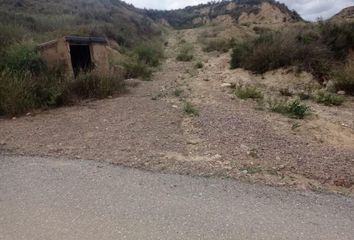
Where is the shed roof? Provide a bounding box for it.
[65,36,107,44]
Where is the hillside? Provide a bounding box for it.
[331,6,354,21]
[0,0,161,48]
[145,0,302,29]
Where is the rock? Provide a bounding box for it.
[325,80,336,93]
[0,141,6,146]
[187,139,201,145]
[241,170,248,174]
[337,91,346,95]
[172,105,178,109]
[221,83,232,88]
[203,78,210,82]
[12,117,17,120]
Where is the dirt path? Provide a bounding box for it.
[1,29,354,195]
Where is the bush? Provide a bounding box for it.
[123,61,153,80]
[0,68,68,115]
[234,84,263,100]
[0,66,125,115]
[320,21,354,59]
[0,43,46,75]
[230,27,333,80]
[184,102,199,116]
[195,61,204,69]
[69,73,125,99]
[203,38,234,53]
[134,43,163,67]
[314,90,344,106]
[176,44,194,62]
[230,43,248,69]
[269,99,310,119]
[333,61,354,95]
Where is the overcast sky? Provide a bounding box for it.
[125,0,354,20]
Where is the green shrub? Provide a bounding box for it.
[195,61,204,69]
[174,88,183,97]
[69,73,125,99]
[230,27,332,79]
[230,43,248,69]
[269,99,310,119]
[333,61,354,95]
[0,68,68,115]
[320,21,354,59]
[0,43,46,75]
[234,84,263,100]
[123,61,153,80]
[0,67,125,116]
[184,102,199,116]
[203,38,234,53]
[176,44,194,62]
[314,90,344,106]
[134,43,163,67]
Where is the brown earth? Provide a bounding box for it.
[1,29,354,195]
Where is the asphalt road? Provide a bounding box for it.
[1,155,354,240]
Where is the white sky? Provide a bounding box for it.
[124,0,354,20]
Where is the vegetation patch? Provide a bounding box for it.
[314,90,344,106]
[176,44,194,62]
[202,38,235,53]
[183,101,199,116]
[268,99,310,119]
[333,61,354,95]
[234,84,264,100]
[195,61,204,69]
[230,21,354,85]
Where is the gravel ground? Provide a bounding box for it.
[0,30,353,194]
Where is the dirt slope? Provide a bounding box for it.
[1,28,354,195]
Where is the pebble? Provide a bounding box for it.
[187,139,200,145]
[337,91,346,95]
[221,83,232,88]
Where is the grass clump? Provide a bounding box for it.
[174,88,183,97]
[333,61,354,95]
[69,73,125,99]
[234,84,263,100]
[203,38,234,53]
[269,99,310,119]
[195,61,204,69]
[176,44,194,62]
[123,61,153,80]
[184,101,199,116]
[134,42,164,67]
[314,90,344,106]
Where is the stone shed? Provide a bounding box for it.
[37,36,109,77]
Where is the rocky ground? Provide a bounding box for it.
[1,29,353,195]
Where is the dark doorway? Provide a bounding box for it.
[69,44,92,76]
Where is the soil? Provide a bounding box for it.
[1,28,354,195]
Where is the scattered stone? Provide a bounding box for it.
[26,112,31,116]
[12,117,17,120]
[203,78,210,82]
[241,170,248,174]
[337,91,346,95]
[221,83,232,88]
[187,139,201,145]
